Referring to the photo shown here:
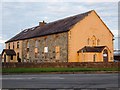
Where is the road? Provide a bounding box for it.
[2,73,119,89]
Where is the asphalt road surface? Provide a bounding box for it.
[2,73,119,89]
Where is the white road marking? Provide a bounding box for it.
[1,76,64,80]
[1,77,32,80]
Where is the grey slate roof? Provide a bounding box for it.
[77,46,106,53]
[2,49,16,56]
[6,10,92,43]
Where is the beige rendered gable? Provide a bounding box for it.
[68,10,114,62]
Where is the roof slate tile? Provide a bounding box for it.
[6,10,92,43]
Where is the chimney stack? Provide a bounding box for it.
[39,20,46,27]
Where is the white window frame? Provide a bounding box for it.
[44,47,48,53]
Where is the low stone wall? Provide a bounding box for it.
[2,62,120,68]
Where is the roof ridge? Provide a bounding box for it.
[48,10,93,24]
[6,10,93,43]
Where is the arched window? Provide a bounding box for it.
[87,38,90,45]
[92,35,96,46]
[97,39,100,45]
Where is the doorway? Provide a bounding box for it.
[103,49,108,62]
[17,53,21,62]
[4,54,6,62]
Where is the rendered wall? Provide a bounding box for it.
[68,11,114,62]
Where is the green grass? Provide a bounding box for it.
[2,67,119,73]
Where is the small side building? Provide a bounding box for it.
[77,46,111,62]
[2,49,16,62]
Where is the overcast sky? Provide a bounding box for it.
[0,1,119,53]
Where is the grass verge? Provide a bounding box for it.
[2,67,119,73]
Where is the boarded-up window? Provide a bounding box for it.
[55,46,60,60]
[35,48,38,58]
[27,41,29,48]
[13,42,14,49]
[17,42,20,48]
[26,41,29,52]
[8,43,10,49]
[44,47,48,53]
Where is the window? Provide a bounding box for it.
[13,42,14,49]
[26,41,29,52]
[17,42,20,48]
[55,46,60,60]
[35,40,38,47]
[55,46,60,53]
[11,55,13,60]
[34,40,38,58]
[92,35,96,46]
[8,43,10,49]
[35,48,38,58]
[27,41,29,48]
[97,39,100,45]
[17,53,21,62]
[35,40,38,58]
[4,54,6,62]
[92,40,95,45]
[35,48,38,53]
[44,47,48,53]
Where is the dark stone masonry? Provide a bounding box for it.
[22,32,68,62]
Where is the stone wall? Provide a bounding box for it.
[2,62,119,68]
[22,32,68,62]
